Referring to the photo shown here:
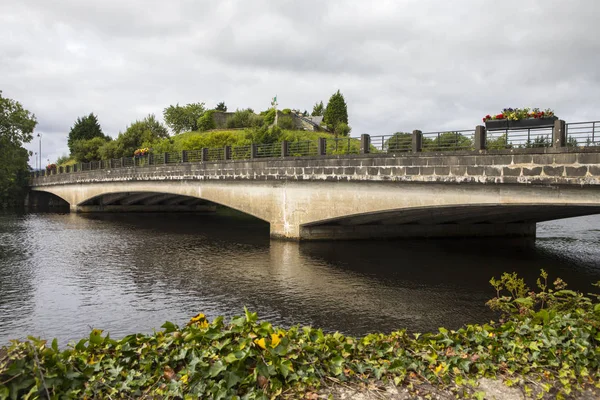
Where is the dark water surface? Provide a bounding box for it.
[1,211,599,345]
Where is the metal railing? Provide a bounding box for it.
[369,134,412,153]
[566,121,600,147]
[421,130,475,152]
[31,119,600,179]
[485,126,554,149]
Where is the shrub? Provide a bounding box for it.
[278,116,294,130]
[281,108,291,115]
[262,109,276,126]
[197,110,216,132]
[226,109,255,129]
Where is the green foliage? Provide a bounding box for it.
[423,132,473,152]
[55,154,70,166]
[197,110,216,132]
[215,102,227,112]
[0,91,37,207]
[99,114,168,159]
[525,135,551,148]
[311,101,324,117]
[334,122,351,137]
[226,109,258,129]
[323,90,348,132]
[71,137,110,162]
[486,134,512,150]
[1,271,599,399]
[163,103,206,133]
[277,116,294,130]
[281,108,291,115]
[67,113,105,154]
[262,109,276,126]
[246,126,283,145]
[386,132,412,152]
[567,136,578,148]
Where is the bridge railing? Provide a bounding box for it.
[30,119,600,178]
[566,121,600,147]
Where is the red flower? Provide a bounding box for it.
[496,113,504,119]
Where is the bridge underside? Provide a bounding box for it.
[30,181,600,241]
[301,204,600,240]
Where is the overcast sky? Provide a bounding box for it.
[1,0,599,165]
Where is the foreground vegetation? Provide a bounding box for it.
[1,271,599,399]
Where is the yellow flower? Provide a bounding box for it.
[199,320,209,329]
[180,374,189,384]
[270,333,282,348]
[254,338,266,350]
[190,313,205,323]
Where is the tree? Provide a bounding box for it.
[163,103,206,133]
[215,102,227,112]
[334,122,351,137]
[0,91,37,206]
[99,114,168,159]
[311,101,324,116]
[385,132,412,152]
[67,113,105,154]
[197,110,216,132]
[72,136,110,162]
[323,90,348,132]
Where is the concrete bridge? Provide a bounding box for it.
[29,125,600,240]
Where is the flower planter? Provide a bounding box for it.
[485,117,557,131]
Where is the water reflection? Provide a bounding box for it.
[0,211,598,345]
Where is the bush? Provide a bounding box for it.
[334,122,351,137]
[277,116,294,130]
[281,108,291,115]
[262,109,276,126]
[226,109,255,129]
[72,137,110,162]
[386,133,412,152]
[197,110,216,132]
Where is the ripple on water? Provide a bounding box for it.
[0,212,599,345]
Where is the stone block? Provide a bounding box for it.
[578,153,600,164]
[466,166,484,175]
[492,155,513,165]
[502,167,522,177]
[450,165,467,175]
[405,166,420,175]
[522,167,543,176]
[512,155,533,164]
[368,167,380,175]
[344,167,355,175]
[553,153,577,165]
[543,166,564,176]
[587,165,600,176]
[390,167,406,176]
[532,154,554,165]
[434,166,450,175]
[565,166,588,177]
[323,167,334,174]
[420,166,435,175]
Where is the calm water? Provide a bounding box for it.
[1,211,599,346]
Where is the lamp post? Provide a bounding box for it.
[37,133,42,171]
[34,152,38,170]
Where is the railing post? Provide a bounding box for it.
[182,150,188,163]
[318,137,327,156]
[553,119,566,148]
[201,148,209,162]
[251,144,258,159]
[360,134,370,154]
[121,157,125,168]
[281,140,289,157]
[224,146,232,160]
[412,130,423,153]
[163,153,169,164]
[474,125,487,151]
[58,166,63,174]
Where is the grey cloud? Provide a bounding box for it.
[0,0,599,165]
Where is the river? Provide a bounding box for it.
[1,211,599,346]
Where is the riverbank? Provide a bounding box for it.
[1,271,599,399]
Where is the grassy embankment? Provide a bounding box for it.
[1,271,599,399]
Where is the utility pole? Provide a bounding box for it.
[37,133,42,170]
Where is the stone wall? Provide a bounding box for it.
[32,148,600,188]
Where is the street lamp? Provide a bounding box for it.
[34,152,38,170]
[37,133,42,171]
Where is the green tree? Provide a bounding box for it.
[0,91,37,206]
[72,136,110,162]
[163,103,206,133]
[334,122,351,137]
[311,101,324,116]
[423,132,473,152]
[385,132,412,152]
[99,114,168,159]
[67,113,105,154]
[197,110,216,132]
[215,102,227,112]
[323,90,348,133]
